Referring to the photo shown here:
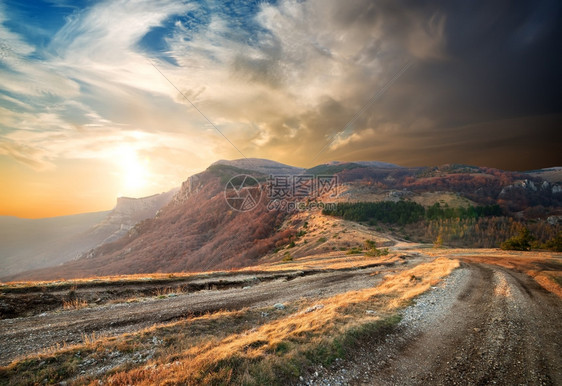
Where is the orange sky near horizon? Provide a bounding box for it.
[0,158,120,218]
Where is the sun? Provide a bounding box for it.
[119,147,149,195]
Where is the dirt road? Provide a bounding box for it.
[310,262,562,385]
[1,258,560,384]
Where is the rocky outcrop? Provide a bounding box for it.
[83,189,179,252]
[91,189,178,244]
[547,215,562,225]
[172,174,202,204]
[500,179,540,195]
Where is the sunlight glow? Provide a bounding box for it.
[119,146,149,195]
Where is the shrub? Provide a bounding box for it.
[501,228,534,251]
[282,252,293,262]
[364,240,389,256]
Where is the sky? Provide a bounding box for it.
[0,0,561,218]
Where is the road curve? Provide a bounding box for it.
[1,261,560,385]
[311,263,562,385]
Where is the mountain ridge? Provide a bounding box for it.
[4,159,561,281]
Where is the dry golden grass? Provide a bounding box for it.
[2,251,394,291]
[81,332,97,346]
[62,298,88,310]
[0,308,270,385]
[465,254,562,298]
[0,272,200,289]
[252,253,400,272]
[533,273,562,298]
[102,257,458,385]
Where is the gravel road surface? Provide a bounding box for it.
[307,262,562,385]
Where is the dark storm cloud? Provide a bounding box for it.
[212,0,560,170]
[311,0,562,170]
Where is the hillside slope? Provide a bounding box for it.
[9,166,292,280]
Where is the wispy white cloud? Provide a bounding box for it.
[1,0,451,194]
[0,3,35,59]
[0,137,55,171]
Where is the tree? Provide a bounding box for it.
[501,228,534,251]
[543,232,562,252]
[434,234,443,248]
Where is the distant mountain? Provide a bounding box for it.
[0,189,177,278]
[6,159,561,281]
[0,212,109,278]
[211,158,304,176]
[526,167,562,184]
